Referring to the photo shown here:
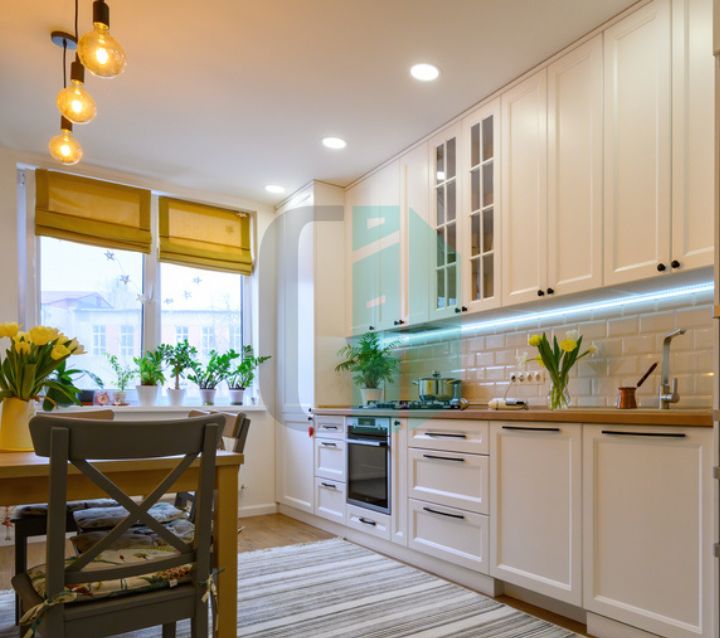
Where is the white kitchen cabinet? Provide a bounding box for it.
[490,422,582,606]
[276,419,314,513]
[408,448,489,514]
[603,0,672,285]
[314,415,344,440]
[390,417,408,546]
[583,425,714,638]
[547,36,603,297]
[671,0,714,271]
[462,99,501,313]
[314,437,346,482]
[501,69,548,306]
[407,418,489,455]
[314,478,346,525]
[428,123,464,320]
[346,503,392,541]
[408,498,489,573]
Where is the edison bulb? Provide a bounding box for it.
[56,80,97,124]
[49,128,83,165]
[78,23,126,78]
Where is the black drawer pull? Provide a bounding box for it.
[321,441,338,447]
[322,425,338,430]
[601,430,686,438]
[423,506,465,520]
[423,453,464,462]
[502,425,560,432]
[358,517,377,527]
[425,432,467,439]
[320,482,337,489]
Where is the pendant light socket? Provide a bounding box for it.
[60,116,73,131]
[70,56,85,83]
[93,0,110,27]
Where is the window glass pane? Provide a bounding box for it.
[482,116,494,161]
[160,263,244,402]
[446,138,456,179]
[471,123,480,167]
[40,237,143,388]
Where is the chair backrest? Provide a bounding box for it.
[29,414,223,601]
[189,410,250,452]
[49,409,115,421]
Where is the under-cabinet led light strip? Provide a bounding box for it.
[393,281,714,347]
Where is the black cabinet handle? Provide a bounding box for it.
[422,506,465,520]
[426,432,467,439]
[320,482,337,489]
[454,307,461,313]
[502,425,560,432]
[393,320,399,326]
[657,263,666,272]
[671,260,681,269]
[398,319,405,325]
[393,420,401,426]
[422,453,465,462]
[546,288,555,295]
[322,425,338,430]
[321,441,338,447]
[461,306,468,312]
[537,289,545,297]
[601,430,686,438]
[368,325,375,331]
[358,517,377,527]
[307,416,313,422]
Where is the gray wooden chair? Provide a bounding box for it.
[12,413,224,638]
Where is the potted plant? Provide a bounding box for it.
[188,350,239,406]
[159,340,198,407]
[106,354,134,405]
[42,360,104,411]
[133,349,166,406]
[0,323,85,451]
[226,345,271,405]
[335,332,399,406]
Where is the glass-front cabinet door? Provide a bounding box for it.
[429,124,463,320]
[463,99,501,312]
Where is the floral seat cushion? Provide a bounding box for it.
[26,546,192,603]
[73,502,187,531]
[70,518,196,554]
[14,499,118,519]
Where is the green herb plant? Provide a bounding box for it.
[188,350,239,390]
[335,332,399,390]
[133,349,166,386]
[226,345,271,390]
[159,340,198,390]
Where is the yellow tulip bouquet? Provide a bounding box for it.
[0,322,85,403]
[528,330,597,410]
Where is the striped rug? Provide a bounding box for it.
[0,538,577,637]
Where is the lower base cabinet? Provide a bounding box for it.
[346,504,391,541]
[314,478,346,524]
[276,419,314,513]
[408,498,489,573]
[583,425,714,638]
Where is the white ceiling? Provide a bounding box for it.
[0,0,639,206]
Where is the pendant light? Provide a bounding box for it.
[78,0,126,78]
[56,55,96,124]
[49,116,84,165]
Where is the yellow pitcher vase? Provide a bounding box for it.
[0,397,36,452]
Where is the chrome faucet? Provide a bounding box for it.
[659,328,686,409]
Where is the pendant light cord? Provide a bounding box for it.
[62,39,67,88]
[74,0,79,40]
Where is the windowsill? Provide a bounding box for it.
[54,404,267,414]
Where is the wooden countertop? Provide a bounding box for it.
[313,406,713,427]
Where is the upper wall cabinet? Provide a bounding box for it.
[501,70,548,306]
[462,99,501,313]
[603,0,672,285]
[547,36,604,296]
[671,0,714,270]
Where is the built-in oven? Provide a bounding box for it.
[346,416,391,515]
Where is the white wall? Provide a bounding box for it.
[0,144,278,518]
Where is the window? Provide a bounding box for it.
[120,325,134,357]
[201,327,216,356]
[40,237,144,386]
[175,326,189,343]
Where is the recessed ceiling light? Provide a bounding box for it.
[265,184,285,194]
[410,63,440,82]
[322,136,347,150]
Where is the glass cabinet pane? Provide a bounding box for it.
[446,138,456,178]
[482,209,494,253]
[447,222,456,263]
[482,116,493,161]
[471,124,480,167]
[471,168,480,212]
[436,185,445,225]
[447,181,456,221]
[482,254,494,298]
[471,213,480,256]
[471,258,480,301]
[436,228,445,267]
[435,144,445,182]
[447,264,457,306]
[482,163,493,208]
[436,269,445,308]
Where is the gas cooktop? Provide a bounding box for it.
[355,400,467,410]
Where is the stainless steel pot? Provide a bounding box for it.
[412,371,460,402]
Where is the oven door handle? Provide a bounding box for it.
[347,439,388,447]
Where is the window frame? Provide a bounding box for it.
[20,168,255,387]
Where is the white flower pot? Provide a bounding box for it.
[199,388,216,406]
[228,388,245,405]
[136,384,160,407]
[167,388,186,407]
[360,387,383,406]
[113,390,128,406]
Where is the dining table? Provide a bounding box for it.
[0,448,243,638]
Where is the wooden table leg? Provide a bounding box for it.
[214,465,238,638]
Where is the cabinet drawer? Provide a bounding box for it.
[314,438,346,481]
[408,448,489,514]
[346,504,391,541]
[408,499,489,573]
[408,419,489,454]
[314,478,346,524]
[314,416,345,440]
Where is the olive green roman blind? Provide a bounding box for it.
[35,169,152,253]
[158,197,253,274]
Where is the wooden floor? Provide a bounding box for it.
[0,513,588,636]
